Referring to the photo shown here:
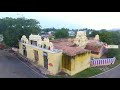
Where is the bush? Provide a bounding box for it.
[106,48,120,60]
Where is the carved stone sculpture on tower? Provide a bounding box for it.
[74,31,88,48]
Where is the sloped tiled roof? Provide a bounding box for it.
[85,40,104,53]
[51,39,89,56]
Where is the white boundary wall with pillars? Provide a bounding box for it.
[90,57,116,67]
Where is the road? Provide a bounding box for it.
[0,50,45,78]
[92,64,120,78]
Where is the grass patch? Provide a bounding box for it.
[72,59,120,78]
[48,55,120,78]
[47,67,102,78]
[72,67,102,78]
[107,59,120,69]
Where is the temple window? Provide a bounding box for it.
[31,40,37,46]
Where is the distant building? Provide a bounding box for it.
[68,30,75,36]
[41,31,45,34]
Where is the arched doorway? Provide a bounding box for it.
[23,45,27,57]
[34,50,39,63]
[43,52,48,69]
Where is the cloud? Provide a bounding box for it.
[0,12,120,30]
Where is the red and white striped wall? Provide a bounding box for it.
[90,57,116,67]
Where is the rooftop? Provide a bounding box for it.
[51,39,89,56]
[85,40,104,53]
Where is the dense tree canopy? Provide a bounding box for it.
[90,29,120,59]
[54,28,69,39]
[0,17,41,47]
[89,29,120,45]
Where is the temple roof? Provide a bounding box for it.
[51,39,89,56]
[85,40,104,53]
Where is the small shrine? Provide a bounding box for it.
[94,34,99,41]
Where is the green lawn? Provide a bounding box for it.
[72,67,102,78]
[47,67,102,78]
[107,59,120,69]
[72,54,120,78]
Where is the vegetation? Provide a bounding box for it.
[48,67,102,78]
[41,27,57,34]
[0,17,41,47]
[89,29,120,45]
[54,28,69,39]
[0,17,120,78]
[0,17,70,47]
[72,67,102,78]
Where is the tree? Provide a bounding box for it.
[99,30,120,45]
[88,30,100,37]
[0,17,41,47]
[54,28,69,39]
[98,30,120,60]
[106,48,120,60]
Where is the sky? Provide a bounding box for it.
[0,12,120,30]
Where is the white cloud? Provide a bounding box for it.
[0,12,120,30]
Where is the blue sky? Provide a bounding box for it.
[0,12,120,30]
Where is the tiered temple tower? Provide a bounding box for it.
[74,31,88,48]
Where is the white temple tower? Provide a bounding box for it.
[74,31,88,48]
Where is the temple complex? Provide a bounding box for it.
[19,31,107,76]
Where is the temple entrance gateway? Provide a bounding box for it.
[23,45,27,57]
